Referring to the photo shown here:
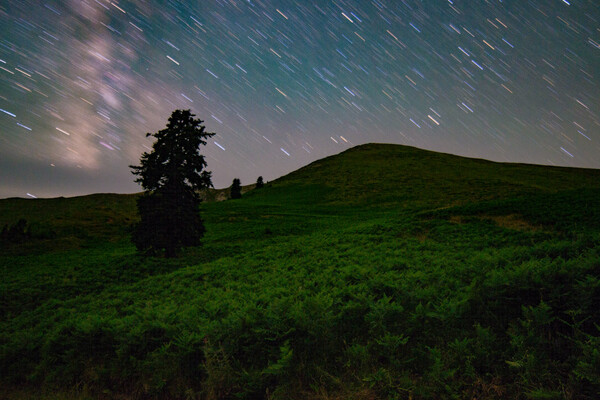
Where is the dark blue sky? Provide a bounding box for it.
[1,0,599,198]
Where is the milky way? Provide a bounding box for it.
[1,1,599,198]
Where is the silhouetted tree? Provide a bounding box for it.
[130,109,214,257]
[256,176,264,189]
[230,178,242,199]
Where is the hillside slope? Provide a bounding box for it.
[271,143,600,206]
[2,143,600,400]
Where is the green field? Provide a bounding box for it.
[2,143,600,399]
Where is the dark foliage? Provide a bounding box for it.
[131,184,206,258]
[0,218,30,243]
[130,109,214,257]
[256,176,264,189]
[230,178,242,199]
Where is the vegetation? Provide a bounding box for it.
[230,178,242,199]
[130,109,214,257]
[1,143,600,399]
[256,176,264,189]
[1,219,31,244]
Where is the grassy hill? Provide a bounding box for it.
[1,143,600,399]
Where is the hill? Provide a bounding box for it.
[275,143,600,205]
[1,143,600,399]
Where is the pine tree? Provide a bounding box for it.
[230,178,242,199]
[130,109,214,257]
[256,176,264,189]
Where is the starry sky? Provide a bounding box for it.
[1,0,599,199]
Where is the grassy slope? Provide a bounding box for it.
[1,143,600,399]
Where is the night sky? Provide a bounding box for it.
[1,1,599,199]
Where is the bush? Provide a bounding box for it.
[1,218,31,243]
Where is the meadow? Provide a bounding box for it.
[1,143,600,399]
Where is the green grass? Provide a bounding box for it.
[1,143,600,399]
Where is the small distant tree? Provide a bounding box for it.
[230,178,242,199]
[256,176,264,189]
[130,109,214,257]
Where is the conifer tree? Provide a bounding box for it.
[256,176,264,189]
[230,178,242,199]
[130,109,214,257]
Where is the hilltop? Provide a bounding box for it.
[274,143,600,205]
[2,143,600,399]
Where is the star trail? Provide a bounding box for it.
[0,1,599,198]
